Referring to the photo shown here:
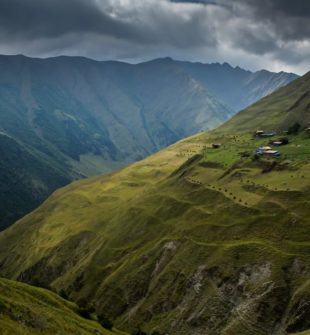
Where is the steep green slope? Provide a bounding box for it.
[0,277,125,335]
[218,71,310,132]
[0,70,308,334]
[0,55,234,169]
[0,55,233,229]
[0,55,297,229]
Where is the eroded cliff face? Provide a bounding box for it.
[1,145,309,334]
[11,232,310,335]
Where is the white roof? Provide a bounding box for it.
[264,150,278,154]
[260,146,272,150]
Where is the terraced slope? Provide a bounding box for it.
[0,277,125,335]
[0,55,297,230]
[0,73,309,334]
[0,55,233,230]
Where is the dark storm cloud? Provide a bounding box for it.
[238,0,310,19]
[0,0,308,74]
[0,0,143,41]
[0,0,216,47]
[214,0,310,68]
[0,0,100,36]
[170,0,218,4]
[173,0,310,18]
[172,0,310,41]
[232,0,310,41]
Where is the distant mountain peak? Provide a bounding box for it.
[0,54,298,229]
[0,71,308,335]
[222,61,232,68]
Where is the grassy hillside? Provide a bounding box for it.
[0,277,125,335]
[0,72,309,334]
[0,55,297,230]
[0,55,233,230]
[218,71,310,132]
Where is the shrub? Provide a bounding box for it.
[287,122,301,135]
[132,328,147,335]
[252,154,260,161]
[98,314,113,330]
[279,137,289,145]
[78,308,92,320]
[59,289,68,300]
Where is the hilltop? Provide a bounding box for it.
[0,55,297,229]
[218,71,310,132]
[0,71,308,334]
[0,277,126,335]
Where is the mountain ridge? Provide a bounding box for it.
[0,54,298,230]
[0,72,308,334]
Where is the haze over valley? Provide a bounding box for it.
[0,1,309,335]
[0,55,297,230]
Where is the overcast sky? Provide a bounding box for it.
[0,0,309,74]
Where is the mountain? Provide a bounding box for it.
[0,54,297,229]
[0,55,232,230]
[217,70,310,132]
[0,132,71,230]
[0,73,309,334]
[177,60,298,111]
[0,277,125,335]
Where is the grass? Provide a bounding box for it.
[217,71,310,133]
[0,126,308,334]
[0,73,309,334]
[0,278,126,335]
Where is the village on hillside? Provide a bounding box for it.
[209,122,309,161]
